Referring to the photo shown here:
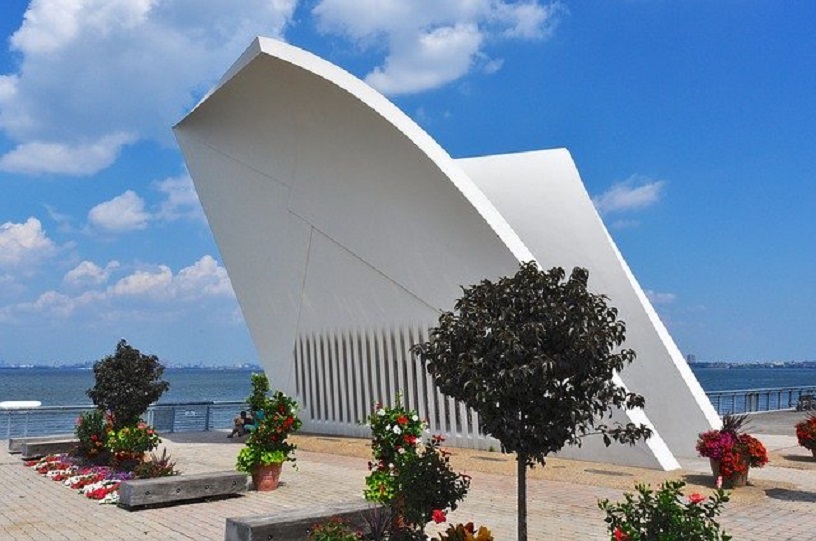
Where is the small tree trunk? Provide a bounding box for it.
[518,452,528,541]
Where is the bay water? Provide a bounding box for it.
[3,366,816,406]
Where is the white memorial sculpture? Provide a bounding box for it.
[175,38,720,469]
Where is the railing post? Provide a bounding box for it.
[205,404,211,432]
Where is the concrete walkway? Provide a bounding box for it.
[2,411,816,540]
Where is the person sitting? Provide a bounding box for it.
[228,410,254,438]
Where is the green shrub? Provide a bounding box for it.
[364,400,470,538]
[598,480,731,541]
[74,409,111,463]
[133,448,178,479]
[308,517,362,541]
[86,339,169,429]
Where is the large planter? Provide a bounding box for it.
[709,458,748,488]
[252,462,283,491]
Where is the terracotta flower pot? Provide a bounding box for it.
[709,458,748,488]
[252,462,283,491]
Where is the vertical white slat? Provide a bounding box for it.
[403,326,417,413]
[351,328,366,424]
[419,327,441,434]
[375,327,389,406]
[394,325,408,409]
[318,331,329,422]
[293,336,301,397]
[329,329,342,424]
[414,324,431,430]
[334,329,349,424]
[360,327,374,416]
[383,326,397,405]
[471,409,482,439]
[342,328,356,425]
[295,336,306,409]
[307,332,319,423]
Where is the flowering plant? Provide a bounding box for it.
[696,414,767,482]
[437,523,494,541]
[364,399,470,538]
[75,410,113,462]
[236,388,302,473]
[308,516,363,541]
[106,421,160,454]
[599,480,731,541]
[795,414,816,451]
[25,453,134,505]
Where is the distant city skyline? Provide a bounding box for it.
[1,1,814,366]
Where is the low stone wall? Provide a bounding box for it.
[225,500,383,541]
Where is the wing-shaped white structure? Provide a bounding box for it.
[174,37,720,470]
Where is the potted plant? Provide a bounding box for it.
[696,413,768,488]
[795,413,816,456]
[236,375,302,491]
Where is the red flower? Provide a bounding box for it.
[403,435,417,445]
[396,415,408,425]
[688,493,705,505]
[614,527,630,541]
[431,509,447,524]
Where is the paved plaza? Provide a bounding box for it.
[2,411,816,540]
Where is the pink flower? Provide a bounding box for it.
[688,493,705,505]
[431,509,447,524]
[716,476,723,489]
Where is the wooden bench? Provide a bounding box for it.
[225,500,383,541]
[118,471,248,509]
[8,434,75,454]
[19,437,79,460]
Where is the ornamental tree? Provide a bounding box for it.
[412,262,652,541]
[87,339,170,429]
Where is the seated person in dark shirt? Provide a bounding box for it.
[228,410,254,438]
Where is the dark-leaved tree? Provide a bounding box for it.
[412,262,652,541]
[87,339,170,429]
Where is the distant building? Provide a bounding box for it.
[175,38,719,470]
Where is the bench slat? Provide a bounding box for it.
[20,438,79,460]
[119,471,248,509]
[225,501,382,541]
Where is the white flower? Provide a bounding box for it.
[377,409,386,416]
[411,414,419,421]
[392,425,402,434]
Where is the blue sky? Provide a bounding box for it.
[0,1,814,366]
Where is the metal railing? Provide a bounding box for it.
[1,401,247,440]
[706,387,816,415]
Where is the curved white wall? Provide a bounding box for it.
[174,37,718,470]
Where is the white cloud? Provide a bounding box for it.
[0,217,56,268]
[108,255,233,301]
[88,190,150,232]
[111,265,174,297]
[0,133,135,175]
[645,290,677,305]
[2,255,235,322]
[0,0,297,176]
[593,175,666,215]
[313,0,564,95]
[366,25,483,95]
[154,172,204,221]
[64,260,120,287]
[174,255,233,297]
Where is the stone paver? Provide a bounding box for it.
[3,411,816,540]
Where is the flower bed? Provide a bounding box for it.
[25,453,134,505]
